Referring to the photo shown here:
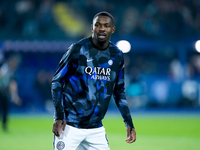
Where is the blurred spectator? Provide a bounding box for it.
[0,0,200,40]
[168,59,184,82]
[118,6,140,36]
[187,55,200,79]
[0,54,22,131]
[37,0,54,39]
[181,80,199,108]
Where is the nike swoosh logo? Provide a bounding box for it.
[87,59,93,62]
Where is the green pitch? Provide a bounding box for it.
[0,112,199,150]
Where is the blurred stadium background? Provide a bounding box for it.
[0,0,200,150]
[1,0,200,113]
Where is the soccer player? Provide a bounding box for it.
[51,11,136,150]
[0,54,21,131]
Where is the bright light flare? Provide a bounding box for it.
[195,40,200,53]
[116,40,131,53]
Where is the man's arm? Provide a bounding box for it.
[113,52,136,143]
[9,79,21,105]
[51,45,74,136]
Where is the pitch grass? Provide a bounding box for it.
[0,112,200,150]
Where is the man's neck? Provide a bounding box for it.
[91,38,109,50]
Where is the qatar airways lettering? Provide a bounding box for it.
[85,66,111,81]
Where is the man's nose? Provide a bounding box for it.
[99,25,105,31]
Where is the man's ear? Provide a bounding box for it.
[91,24,93,32]
[112,26,115,33]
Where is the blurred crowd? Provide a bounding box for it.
[0,0,200,115]
[0,0,200,40]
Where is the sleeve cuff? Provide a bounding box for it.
[54,112,64,120]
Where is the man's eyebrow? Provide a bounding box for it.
[95,22,110,24]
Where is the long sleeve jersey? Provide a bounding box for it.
[51,37,134,129]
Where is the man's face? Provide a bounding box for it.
[91,15,115,44]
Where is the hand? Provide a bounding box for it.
[126,127,136,143]
[52,120,66,137]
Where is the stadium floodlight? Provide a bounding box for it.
[195,40,200,53]
[116,40,131,53]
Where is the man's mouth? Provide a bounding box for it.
[98,33,106,39]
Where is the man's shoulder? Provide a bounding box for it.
[69,37,90,52]
[109,41,122,55]
[74,37,90,46]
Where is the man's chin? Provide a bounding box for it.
[97,38,107,43]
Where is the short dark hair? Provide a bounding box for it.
[93,11,115,25]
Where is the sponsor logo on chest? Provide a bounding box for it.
[84,60,113,81]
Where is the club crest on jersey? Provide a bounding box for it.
[85,66,111,81]
[56,141,65,150]
[108,60,113,65]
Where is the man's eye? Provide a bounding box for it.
[105,25,110,28]
[95,24,99,27]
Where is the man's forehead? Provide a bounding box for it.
[93,15,112,24]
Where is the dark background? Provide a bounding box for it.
[1,0,200,113]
